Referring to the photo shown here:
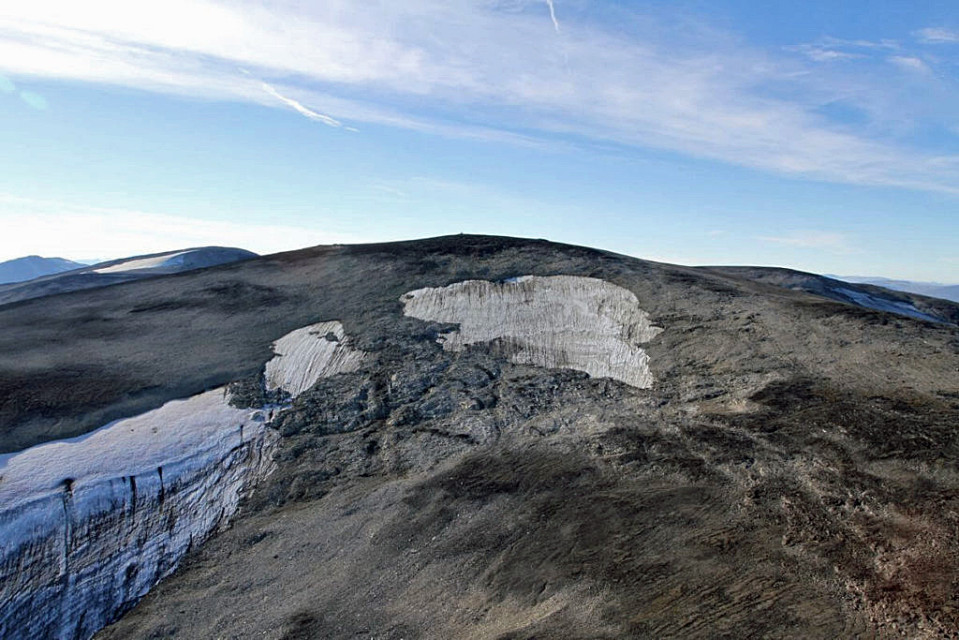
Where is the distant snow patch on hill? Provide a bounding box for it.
[833,276,959,303]
[93,250,193,273]
[834,287,942,323]
[401,275,662,389]
[92,247,256,274]
[706,266,959,326]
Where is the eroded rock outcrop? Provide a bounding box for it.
[401,275,662,388]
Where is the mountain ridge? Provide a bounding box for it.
[0,246,257,306]
[0,255,84,284]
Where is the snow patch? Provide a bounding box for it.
[93,250,192,274]
[401,276,662,389]
[835,287,941,323]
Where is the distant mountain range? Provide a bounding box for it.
[830,276,959,304]
[0,256,85,284]
[0,247,257,306]
[708,267,958,326]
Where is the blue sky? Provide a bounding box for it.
[0,0,956,281]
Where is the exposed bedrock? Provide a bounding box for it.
[401,275,663,388]
[0,321,366,640]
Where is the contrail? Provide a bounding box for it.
[544,0,568,74]
[261,83,342,128]
[545,0,560,33]
[240,69,345,128]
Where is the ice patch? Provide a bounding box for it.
[264,321,367,397]
[0,391,278,640]
[0,318,364,640]
[0,391,264,511]
[401,275,662,389]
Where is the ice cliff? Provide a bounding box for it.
[401,275,662,388]
[0,320,365,640]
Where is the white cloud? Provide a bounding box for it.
[758,231,855,254]
[888,55,932,75]
[916,27,959,44]
[0,1,956,193]
[0,194,362,261]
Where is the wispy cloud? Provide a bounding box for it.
[239,67,345,127]
[784,44,862,63]
[758,231,856,254]
[915,27,959,44]
[820,36,900,50]
[0,2,956,193]
[888,55,932,75]
[783,36,899,64]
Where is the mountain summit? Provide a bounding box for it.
[0,236,956,639]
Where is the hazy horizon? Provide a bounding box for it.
[4,237,958,287]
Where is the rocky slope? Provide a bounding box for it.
[0,235,956,638]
